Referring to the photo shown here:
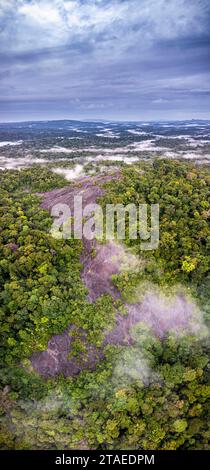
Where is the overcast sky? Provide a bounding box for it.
[0,0,210,122]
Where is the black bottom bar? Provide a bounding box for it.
[0,450,209,467]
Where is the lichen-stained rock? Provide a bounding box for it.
[81,242,123,302]
[31,327,103,378]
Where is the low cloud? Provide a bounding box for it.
[52,164,86,180]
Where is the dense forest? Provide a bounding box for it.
[0,159,209,450]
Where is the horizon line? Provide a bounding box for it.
[0,117,210,125]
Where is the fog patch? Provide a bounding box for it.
[69,127,88,133]
[92,154,140,164]
[68,136,83,140]
[183,138,210,148]
[40,146,75,154]
[52,164,86,180]
[163,151,210,162]
[125,286,208,340]
[130,140,169,152]
[127,129,148,136]
[0,140,23,147]
[0,155,50,170]
[111,284,208,387]
[113,346,157,388]
[182,152,210,160]
[96,129,120,138]
[118,246,142,273]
